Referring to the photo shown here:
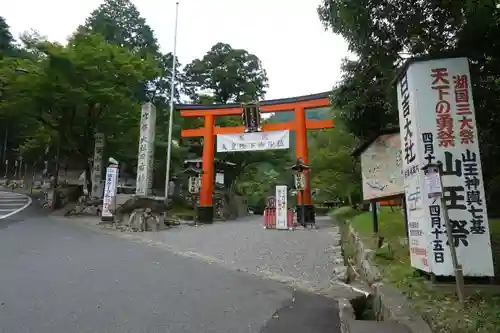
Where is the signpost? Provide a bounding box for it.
[275,185,288,230]
[101,164,119,222]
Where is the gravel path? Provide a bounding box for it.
[120,215,349,296]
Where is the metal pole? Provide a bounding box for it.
[165,1,180,200]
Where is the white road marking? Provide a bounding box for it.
[0,191,32,219]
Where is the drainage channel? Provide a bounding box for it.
[338,230,411,332]
[340,293,411,333]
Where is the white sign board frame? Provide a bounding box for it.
[360,133,404,200]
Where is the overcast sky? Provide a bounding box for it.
[3,0,350,100]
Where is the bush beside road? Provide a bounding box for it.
[341,206,500,333]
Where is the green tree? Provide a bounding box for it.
[182,43,277,199]
[317,0,498,138]
[80,0,183,105]
[4,32,158,188]
[309,113,361,205]
[184,42,269,103]
[0,52,39,167]
[317,0,500,210]
[80,0,187,185]
[80,0,158,56]
[236,167,282,209]
[0,16,15,57]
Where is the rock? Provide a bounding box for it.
[87,198,103,206]
[115,195,171,223]
[335,258,345,265]
[124,207,165,232]
[334,266,349,282]
[83,206,98,215]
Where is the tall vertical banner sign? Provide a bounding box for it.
[275,185,288,230]
[91,133,105,198]
[101,165,119,221]
[136,103,156,196]
[397,57,494,277]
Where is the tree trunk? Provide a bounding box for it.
[54,138,61,187]
[347,193,353,206]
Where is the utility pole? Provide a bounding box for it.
[165,1,180,200]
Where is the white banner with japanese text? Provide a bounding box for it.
[102,165,119,220]
[397,57,494,276]
[275,185,288,230]
[216,131,290,152]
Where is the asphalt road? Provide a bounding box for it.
[0,203,341,333]
[0,191,31,219]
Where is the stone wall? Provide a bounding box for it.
[340,220,433,333]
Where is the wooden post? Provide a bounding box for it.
[371,201,379,234]
[402,195,409,239]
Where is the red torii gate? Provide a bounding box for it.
[177,92,333,224]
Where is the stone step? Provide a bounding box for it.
[346,320,410,333]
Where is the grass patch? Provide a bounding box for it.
[170,205,195,219]
[349,207,500,333]
[329,206,362,221]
